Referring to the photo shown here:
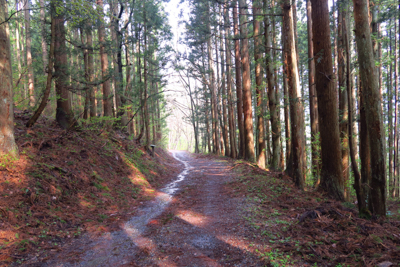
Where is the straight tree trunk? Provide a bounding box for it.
[15,0,22,95]
[54,12,73,129]
[353,0,386,216]
[307,0,320,184]
[87,27,96,118]
[207,2,220,155]
[0,0,18,157]
[220,4,230,157]
[24,0,35,107]
[338,0,350,199]
[39,0,48,74]
[233,2,245,159]
[254,0,265,168]
[344,16,367,215]
[97,0,112,117]
[224,1,237,159]
[283,0,305,189]
[311,0,344,200]
[265,1,281,170]
[388,24,394,196]
[239,0,255,162]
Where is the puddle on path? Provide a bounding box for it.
[43,151,190,266]
[124,151,190,239]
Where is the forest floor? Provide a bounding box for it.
[1,111,400,266]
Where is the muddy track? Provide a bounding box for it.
[24,152,267,267]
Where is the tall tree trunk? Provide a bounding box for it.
[24,0,35,107]
[87,27,96,119]
[307,0,320,184]
[0,0,18,157]
[388,23,394,197]
[395,12,400,198]
[54,12,73,129]
[239,0,255,162]
[206,2,219,155]
[344,16,366,215]
[144,18,150,149]
[311,0,344,200]
[338,0,350,200]
[254,0,265,168]
[220,4,230,157]
[283,0,305,189]
[39,0,48,74]
[233,2,245,159]
[353,0,386,216]
[265,0,281,170]
[15,0,22,95]
[224,1,237,159]
[97,0,112,117]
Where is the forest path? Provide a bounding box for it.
[32,151,267,267]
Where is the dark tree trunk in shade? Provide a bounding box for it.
[224,1,237,159]
[311,0,344,200]
[54,14,73,129]
[233,2,245,159]
[254,0,265,168]
[338,0,350,200]
[306,0,320,184]
[353,0,386,216]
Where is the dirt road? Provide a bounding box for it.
[30,151,267,267]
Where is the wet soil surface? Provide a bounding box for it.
[30,151,267,267]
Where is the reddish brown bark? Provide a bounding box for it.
[311,0,344,200]
[0,0,18,157]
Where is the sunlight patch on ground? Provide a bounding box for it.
[216,234,266,254]
[176,209,209,227]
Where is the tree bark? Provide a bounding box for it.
[283,0,305,189]
[0,0,18,157]
[306,0,320,184]
[311,0,344,200]
[254,0,265,168]
[54,12,73,129]
[24,0,35,107]
[239,0,255,162]
[265,0,281,170]
[353,0,386,216]
[224,1,237,159]
[233,2,245,159]
[39,0,48,74]
[338,0,350,200]
[97,0,112,117]
[206,2,219,155]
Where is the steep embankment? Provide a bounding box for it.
[0,111,181,266]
